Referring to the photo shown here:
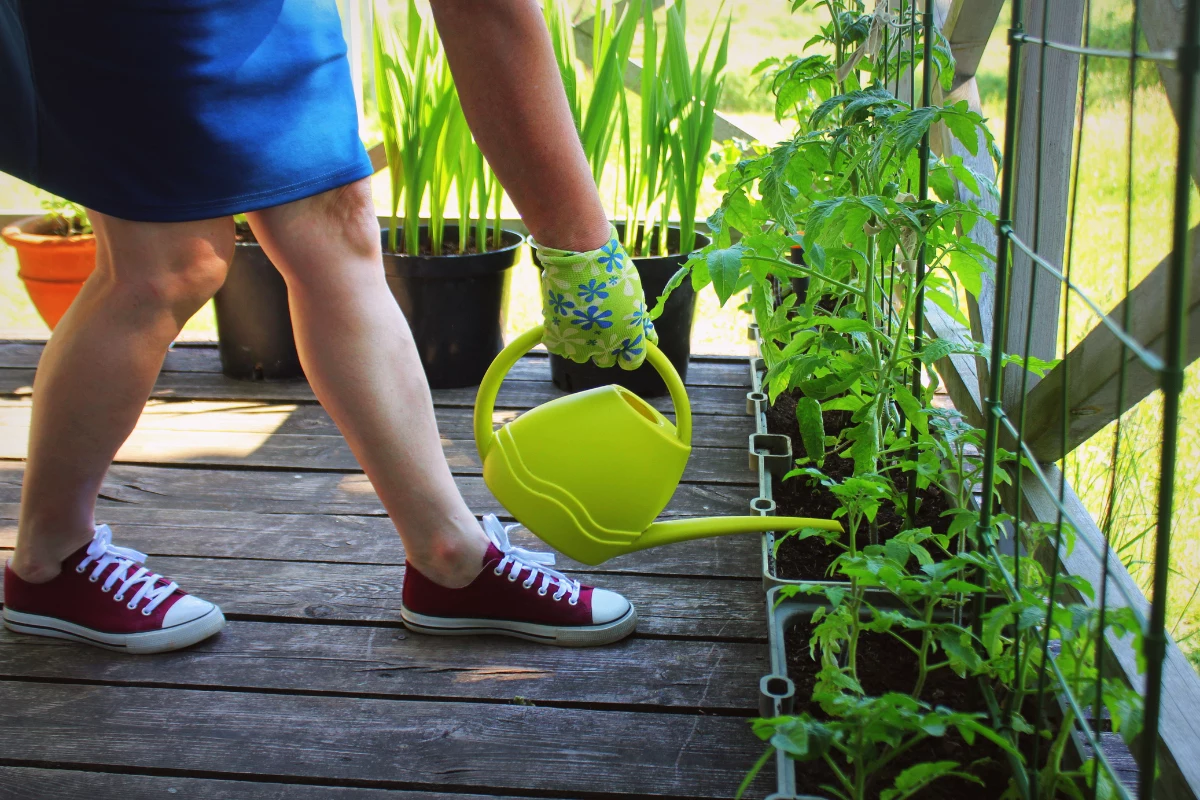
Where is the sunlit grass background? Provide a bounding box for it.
[0,0,1196,666]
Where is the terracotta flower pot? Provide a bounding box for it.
[1,214,97,330]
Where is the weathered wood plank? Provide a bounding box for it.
[0,367,750,416]
[1077,733,1141,793]
[1139,0,1200,189]
[924,304,987,428]
[0,682,772,798]
[0,555,766,640]
[1018,466,1200,800]
[0,462,758,520]
[981,0,1083,413]
[0,342,753,387]
[0,406,755,486]
[925,0,998,406]
[0,621,765,711]
[1022,225,1200,463]
[0,768,537,800]
[948,77,999,408]
[939,0,1005,83]
[0,504,762,579]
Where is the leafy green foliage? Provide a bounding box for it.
[719,2,1142,798]
[40,196,91,236]
[795,396,826,466]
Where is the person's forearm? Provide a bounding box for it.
[429,0,610,252]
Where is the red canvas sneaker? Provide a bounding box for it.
[401,515,637,647]
[3,525,225,654]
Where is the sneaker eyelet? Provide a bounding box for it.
[88,575,99,583]
[126,602,138,611]
[113,593,124,602]
[569,598,579,606]
[493,568,504,576]
[537,588,548,596]
[141,608,152,616]
[506,573,519,582]
[74,565,86,574]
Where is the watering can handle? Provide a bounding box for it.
[474,324,693,461]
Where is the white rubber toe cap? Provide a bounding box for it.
[590,589,632,625]
[163,595,217,628]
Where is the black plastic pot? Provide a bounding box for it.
[382,225,522,390]
[212,240,303,381]
[538,225,710,398]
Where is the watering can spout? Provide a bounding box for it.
[630,516,843,555]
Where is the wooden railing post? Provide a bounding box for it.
[986,0,1084,414]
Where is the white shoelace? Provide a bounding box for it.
[74,525,178,615]
[482,515,581,605]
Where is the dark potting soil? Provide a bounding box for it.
[766,388,953,581]
[784,621,1020,799]
[42,214,90,237]
[404,241,486,257]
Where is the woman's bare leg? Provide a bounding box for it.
[429,0,610,253]
[248,4,629,585]
[245,182,488,588]
[9,213,233,582]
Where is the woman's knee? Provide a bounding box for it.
[318,179,380,257]
[246,179,381,285]
[92,215,233,315]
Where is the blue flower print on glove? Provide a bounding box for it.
[533,225,658,370]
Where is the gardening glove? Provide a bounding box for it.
[532,225,658,370]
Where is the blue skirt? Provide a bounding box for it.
[0,0,373,222]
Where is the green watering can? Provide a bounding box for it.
[473,325,843,566]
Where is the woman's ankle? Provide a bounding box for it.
[9,523,96,584]
[405,521,491,589]
[7,551,66,584]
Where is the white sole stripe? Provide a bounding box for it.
[2,606,226,654]
[399,605,637,647]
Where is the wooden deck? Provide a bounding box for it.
[0,342,773,799]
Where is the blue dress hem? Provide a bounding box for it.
[62,158,375,223]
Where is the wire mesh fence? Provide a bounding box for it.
[971,0,1197,797]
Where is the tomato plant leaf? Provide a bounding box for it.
[795,396,826,466]
[893,385,928,435]
[707,244,745,306]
